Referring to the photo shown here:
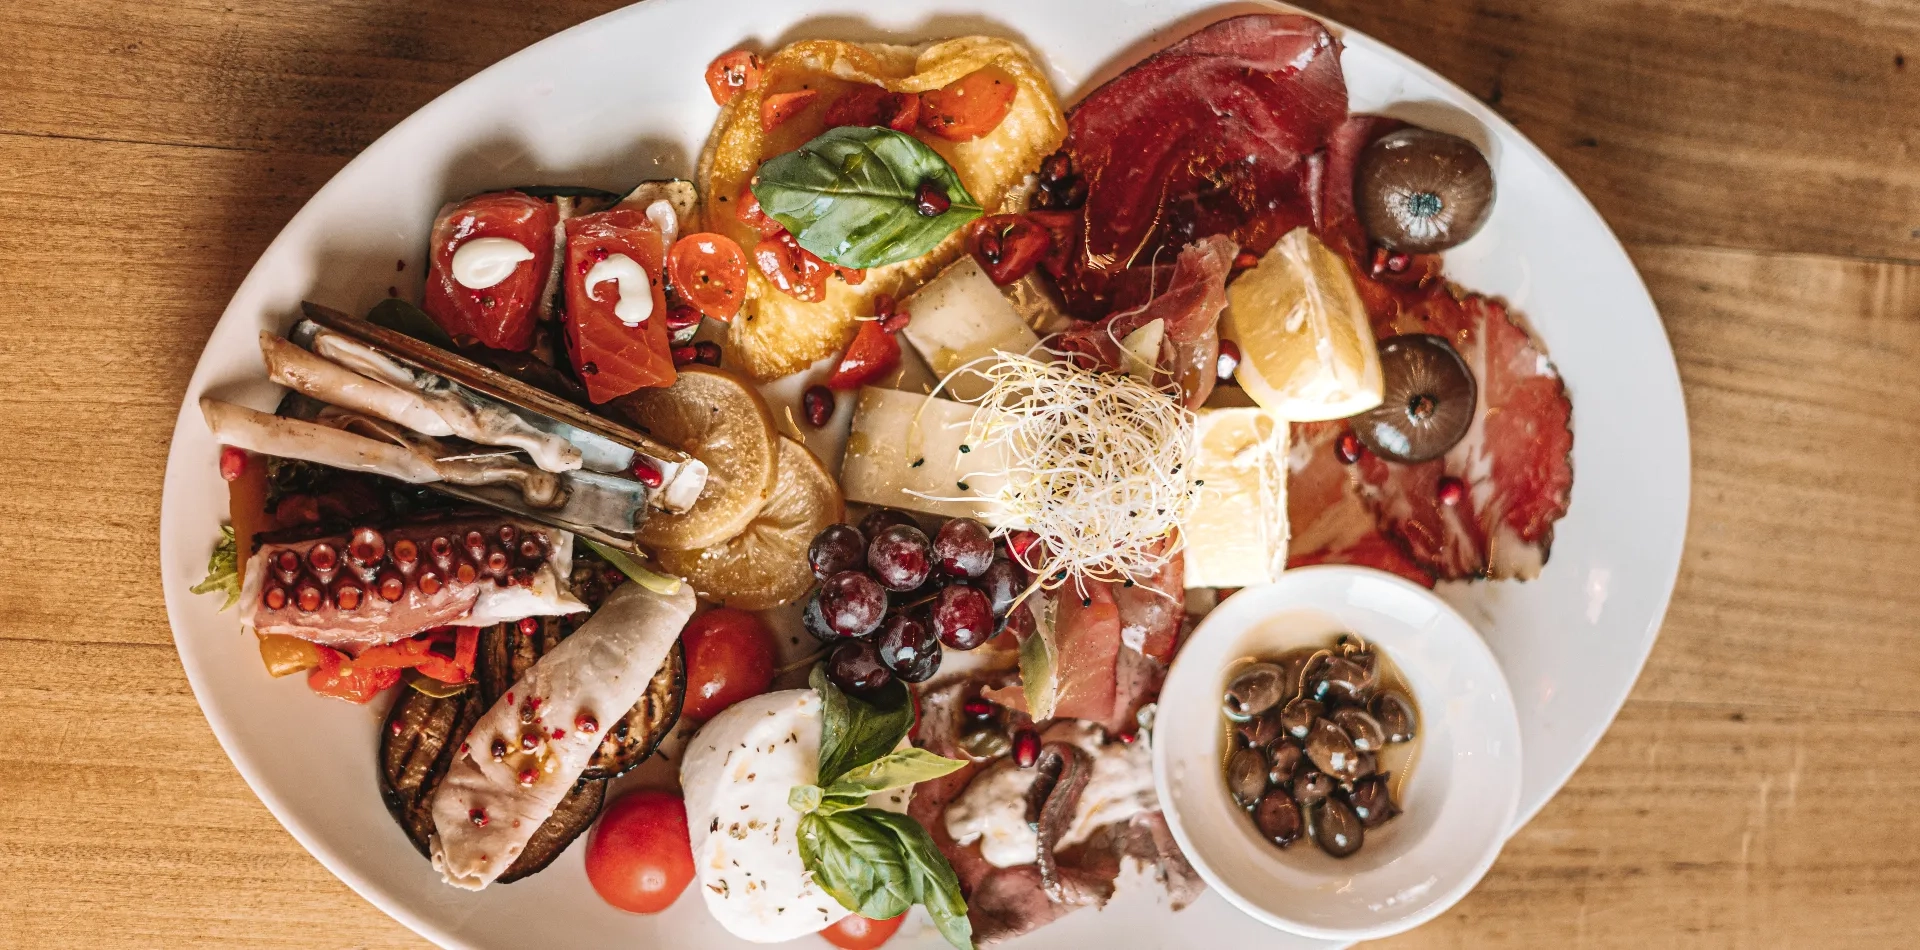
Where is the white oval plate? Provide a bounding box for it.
[158,1,1689,948]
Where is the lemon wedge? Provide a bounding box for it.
[1224,228,1383,421]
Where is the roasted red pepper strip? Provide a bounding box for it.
[827,319,902,391]
[352,627,479,684]
[308,646,403,704]
[968,214,1055,285]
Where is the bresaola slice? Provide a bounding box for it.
[1053,14,1347,316]
[1057,236,1238,409]
[429,580,694,890]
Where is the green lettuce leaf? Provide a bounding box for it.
[190,525,241,611]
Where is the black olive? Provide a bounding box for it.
[1330,707,1387,752]
[1373,690,1419,744]
[1253,792,1305,847]
[1279,696,1323,740]
[1304,653,1376,704]
[1267,740,1304,785]
[1224,662,1288,722]
[1310,796,1366,858]
[1304,717,1365,782]
[1348,774,1401,827]
[1355,126,1495,254]
[1228,749,1270,808]
[1291,769,1334,807]
[1353,334,1477,465]
[1237,710,1283,749]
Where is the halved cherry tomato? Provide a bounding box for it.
[564,208,677,403]
[736,183,786,236]
[834,265,867,286]
[307,646,403,704]
[585,789,695,914]
[679,608,776,722]
[422,191,556,352]
[821,913,906,950]
[753,231,830,303]
[761,89,820,132]
[920,67,1018,141]
[968,213,1055,285]
[826,318,902,391]
[1024,210,1080,279]
[668,233,749,322]
[705,50,763,105]
[824,85,921,133]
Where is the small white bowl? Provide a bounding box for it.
[1153,566,1523,941]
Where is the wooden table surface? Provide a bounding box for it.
[2,0,1916,947]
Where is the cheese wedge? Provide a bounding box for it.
[840,386,1008,522]
[1184,407,1289,588]
[901,257,1041,402]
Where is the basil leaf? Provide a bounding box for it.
[190,525,241,611]
[869,811,974,950]
[825,748,968,798]
[365,298,458,350]
[753,126,983,270]
[1019,598,1060,720]
[811,664,915,785]
[797,811,917,922]
[582,539,683,595]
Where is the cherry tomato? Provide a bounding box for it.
[821,913,906,950]
[668,233,750,322]
[835,265,867,286]
[968,214,1055,285]
[585,789,695,914]
[705,50,763,105]
[824,85,921,133]
[920,67,1018,141]
[826,319,902,391]
[753,231,831,303]
[563,208,677,403]
[680,608,777,721]
[736,182,787,236]
[761,89,820,132]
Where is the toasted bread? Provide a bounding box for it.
[698,37,1066,380]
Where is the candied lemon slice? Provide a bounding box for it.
[1225,228,1383,421]
[613,366,780,551]
[659,437,843,610]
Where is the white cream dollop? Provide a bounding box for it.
[585,253,654,326]
[450,236,536,290]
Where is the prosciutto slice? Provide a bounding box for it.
[1056,236,1238,408]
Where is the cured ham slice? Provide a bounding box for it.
[1054,14,1347,317]
[1056,236,1238,408]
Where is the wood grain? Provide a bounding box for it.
[1,1,1917,948]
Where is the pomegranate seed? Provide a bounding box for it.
[390,720,404,736]
[1216,339,1241,380]
[517,768,538,786]
[692,341,723,366]
[915,179,952,216]
[1233,251,1259,270]
[962,698,996,720]
[880,310,911,334]
[218,445,248,481]
[1013,729,1041,769]
[518,617,540,637]
[1007,530,1041,562]
[802,385,835,427]
[470,808,488,827]
[575,712,599,734]
[666,304,703,330]
[1118,731,1138,745]
[1385,252,1411,273]
[521,733,538,751]
[1437,476,1467,506]
[1335,432,1364,464]
[631,457,664,487]
[671,345,697,366]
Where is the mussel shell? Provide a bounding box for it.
[1348,774,1401,828]
[1373,690,1419,744]
[1305,717,1365,782]
[1279,696,1323,740]
[1310,796,1366,858]
[1330,706,1387,752]
[1224,662,1289,722]
[1228,749,1270,808]
[1253,792,1305,847]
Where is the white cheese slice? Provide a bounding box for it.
[681,689,909,943]
[1184,406,1290,588]
[840,386,1011,524]
[900,257,1041,402]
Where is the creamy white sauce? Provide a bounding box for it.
[944,723,1158,868]
[585,253,654,326]
[646,198,679,248]
[450,236,535,290]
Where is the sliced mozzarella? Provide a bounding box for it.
[428,580,694,889]
[681,689,908,943]
[1184,406,1290,588]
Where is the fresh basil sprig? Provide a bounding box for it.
[793,666,974,949]
[753,126,983,270]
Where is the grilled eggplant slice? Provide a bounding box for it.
[378,620,685,880]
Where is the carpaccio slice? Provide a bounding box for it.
[240,517,584,651]
[423,191,558,352]
[1052,13,1347,316]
